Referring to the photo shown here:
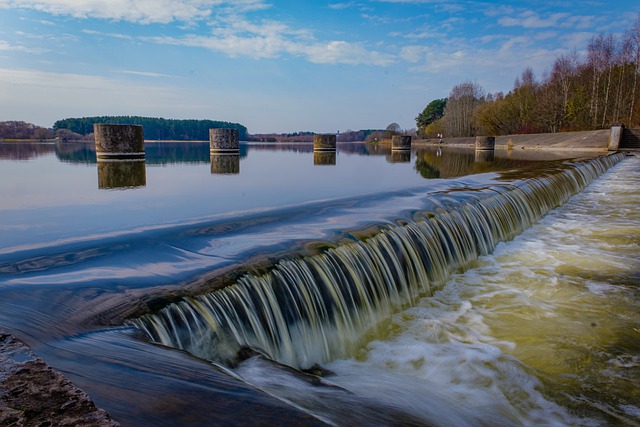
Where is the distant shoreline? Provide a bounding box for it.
[0,129,613,151]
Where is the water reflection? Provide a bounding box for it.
[386,151,411,163]
[210,154,240,174]
[97,160,146,190]
[474,149,495,163]
[53,141,248,165]
[0,142,55,160]
[0,137,632,426]
[414,146,545,179]
[313,151,336,166]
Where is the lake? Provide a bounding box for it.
[0,141,638,426]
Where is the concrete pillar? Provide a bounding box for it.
[210,128,239,153]
[94,124,145,160]
[97,160,146,190]
[391,135,412,151]
[210,154,240,174]
[608,124,624,151]
[475,136,495,151]
[314,134,336,152]
[314,151,336,166]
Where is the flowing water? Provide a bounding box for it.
[1,142,637,426]
[229,154,640,426]
[131,153,640,426]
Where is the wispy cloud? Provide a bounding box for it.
[498,10,597,30]
[328,2,358,10]
[82,29,134,40]
[0,39,47,53]
[118,70,176,78]
[133,13,393,66]
[0,0,269,24]
[145,30,394,66]
[0,67,197,123]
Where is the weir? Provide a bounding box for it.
[131,154,625,370]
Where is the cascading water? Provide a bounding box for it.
[131,154,624,370]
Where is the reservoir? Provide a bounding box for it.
[0,141,638,426]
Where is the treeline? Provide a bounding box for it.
[53,116,248,141]
[0,121,54,140]
[417,14,640,137]
[249,129,386,142]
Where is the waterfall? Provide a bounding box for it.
[131,154,624,369]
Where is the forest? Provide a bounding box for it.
[53,116,248,141]
[417,14,640,138]
[0,121,53,140]
[249,129,386,142]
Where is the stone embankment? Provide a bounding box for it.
[0,330,119,426]
[415,129,611,151]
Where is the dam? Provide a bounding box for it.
[0,134,638,426]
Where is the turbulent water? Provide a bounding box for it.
[238,154,640,426]
[133,155,623,366]
[129,153,640,426]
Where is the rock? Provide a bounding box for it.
[0,330,119,426]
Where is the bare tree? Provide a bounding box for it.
[629,14,640,125]
[443,81,485,137]
[550,52,578,129]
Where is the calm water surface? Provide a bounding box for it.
[0,141,637,426]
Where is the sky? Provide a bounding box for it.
[1,1,639,134]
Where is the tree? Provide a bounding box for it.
[430,12,640,136]
[0,121,52,139]
[53,116,249,141]
[443,81,485,137]
[415,98,447,135]
[55,129,84,142]
[383,122,401,139]
[424,118,445,138]
[628,14,640,124]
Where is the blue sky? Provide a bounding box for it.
[1,1,639,134]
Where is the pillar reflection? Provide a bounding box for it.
[387,150,411,163]
[313,151,336,166]
[97,160,146,190]
[210,154,240,174]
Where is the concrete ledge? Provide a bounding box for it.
[415,129,611,151]
[0,330,119,426]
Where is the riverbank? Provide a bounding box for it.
[0,330,119,426]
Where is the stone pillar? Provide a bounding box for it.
[475,136,495,151]
[608,124,624,151]
[314,134,336,152]
[391,135,412,151]
[94,124,145,160]
[209,128,239,154]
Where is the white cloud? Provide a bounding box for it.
[328,2,357,10]
[0,39,48,53]
[399,45,431,62]
[0,0,271,24]
[144,17,394,66]
[82,29,134,40]
[118,70,176,78]
[496,10,599,30]
[303,40,395,65]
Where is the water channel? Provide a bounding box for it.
[0,141,638,426]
